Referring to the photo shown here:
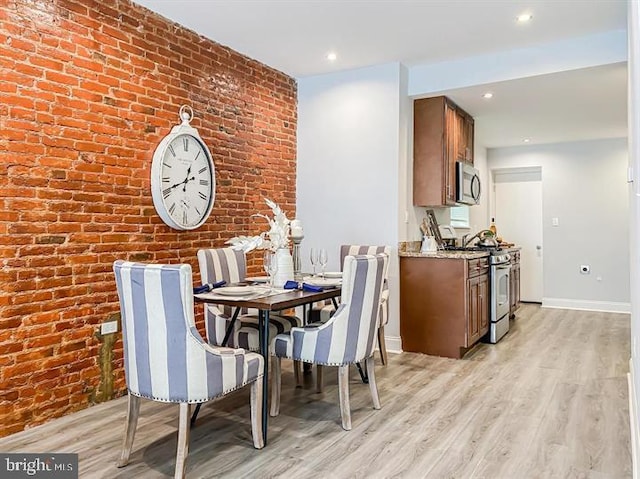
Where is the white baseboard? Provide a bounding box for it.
[542,297,631,314]
[385,335,403,354]
[629,359,640,479]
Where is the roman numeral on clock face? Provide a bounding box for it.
[199,179,208,186]
[183,210,188,225]
[168,145,176,157]
[198,166,207,174]
[198,192,207,201]
[168,203,176,215]
[183,137,189,151]
[162,187,172,199]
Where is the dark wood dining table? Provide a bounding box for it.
[194,285,342,445]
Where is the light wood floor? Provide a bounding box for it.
[1,304,632,478]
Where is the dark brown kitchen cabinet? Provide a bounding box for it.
[413,96,475,206]
[509,250,521,318]
[468,271,489,345]
[400,254,489,359]
[456,109,474,163]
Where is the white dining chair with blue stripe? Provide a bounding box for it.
[270,253,388,430]
[308,244,391,365]
[197,248,302,352]
[113,260,264,479]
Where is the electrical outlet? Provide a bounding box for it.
[101,321,118,335]
[580,265,590,274]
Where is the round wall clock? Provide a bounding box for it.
[150,106,216,230]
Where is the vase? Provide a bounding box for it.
[273,247,294,288]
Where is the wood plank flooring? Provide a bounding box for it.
[0,304,631,478]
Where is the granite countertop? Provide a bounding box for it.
[398,241,490,260]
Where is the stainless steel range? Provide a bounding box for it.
[489,251,511,343]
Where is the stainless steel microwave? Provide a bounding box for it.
[456,161,481,205]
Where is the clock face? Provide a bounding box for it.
[155,133,215,230]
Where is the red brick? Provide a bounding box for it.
[0,0,296,438]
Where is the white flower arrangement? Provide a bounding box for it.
[226,198,291,253]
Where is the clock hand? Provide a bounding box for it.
[168,166,195,191]
[179,165,195,191]
[182,176,196,192]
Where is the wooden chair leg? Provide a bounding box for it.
[316,364,324,393]
[377,326,388,366]
[251,376,265,449]
[366,356,381,410]
[294,360,302,387]
[174,403,191,479]
[270,356,281,417]
[338,365,351,430]
[117,393,140,468]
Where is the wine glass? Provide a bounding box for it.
[263,250,272,276]
[310,248,318,277]
[263,250,276,289]
[318,249,328,278]
[268,259,278,289]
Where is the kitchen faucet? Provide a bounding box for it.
[462,232,479,248]
[463,229,498,248]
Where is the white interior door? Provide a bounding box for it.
[494,170,543,302]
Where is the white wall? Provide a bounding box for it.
[488,138,629,311]
[628,0,640,475]
[468,144,490,234]
[297,62,403,350]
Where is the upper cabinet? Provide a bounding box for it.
[413,96,475,207]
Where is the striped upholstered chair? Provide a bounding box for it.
[309,244,391,365]
[271,253,389,430]
[113,260,264,479]
[197,248,301,351]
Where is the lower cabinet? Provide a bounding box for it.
[400,255,490,359]
[467,273,489,346]
[509,250,521,318]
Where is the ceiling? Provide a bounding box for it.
[442,62,628,148]
[134,0,628,148]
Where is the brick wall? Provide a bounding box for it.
[0,0,297,436]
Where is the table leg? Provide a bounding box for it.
[190,403,201,427]
[259,309,269,445]
[221,307,241,346]
[356,362,369,384]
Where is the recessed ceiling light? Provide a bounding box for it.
[327,52,337,61]
[523,138,531,143]
[482,92,493,99]
[516,13,533,23]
